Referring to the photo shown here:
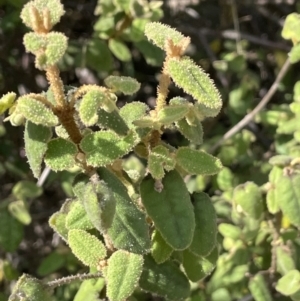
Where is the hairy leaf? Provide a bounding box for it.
[151,230,173,264]
[104,76,140,95]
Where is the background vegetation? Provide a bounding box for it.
[1,0,300,300]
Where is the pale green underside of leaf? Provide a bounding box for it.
[17,97,58,126]
[168,57,222,117]
[107,250,144,301]
[145,22,186,50]
[104,75,141,95]
[175,147,222,176]
[68,229,107,267]
[151,230,173,264]
[24,120,52,178]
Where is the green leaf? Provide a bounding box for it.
[218,223,241,240]
[68,229,107,267]
[49,211,68,241]
[135,39,164,66]
[140,170,195,250]
[21,0,64,30]
[139,255,190,301]
[74,278,105,301]
[80,130,140,167]
[157,104,190,125]
[266,166,283,214]
[276,270,300,296]
[249,274,272,301]
[23,32,46,54]
[0,209,23,252]
[65,201,94,231]
[119,102,149,128]
[276,246,295,276]
[233,182,264,220]
[97,108,129,136]
[290,43,300,64]
[104,76,140,95]
[9,274,52,301]
[17,97,58,126]
[282,13,300,42]
[109,38,131,62]
[24,121,52,178]
[148,145,176,180]
[43,32,68,67]
[182,247,218,282]
[151,230,173,264]
[145,22,189,51]
[276,172,300,227]
[45,138,77,171]
[72,173,90,201]
[175,147,222,176]
[82,180,116,232]
[86,39,113,72]
[0,92,16,114]
[8,200,31,225]
[12,180,43,200]
[37,251,66,276]
[107,250,144,301]
[98,167,151,254]
[79,89,110,126]
[189,192,217,257]
[176,117,203,145]
[168,57,222,117]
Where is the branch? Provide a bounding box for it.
[211,58,291,153]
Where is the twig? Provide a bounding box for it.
[46,272,102,288]
[37,166,51,187]
[230,0,242,54]
[211,58,291,153]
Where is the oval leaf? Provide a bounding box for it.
[80,130,140,167]
[107,250,144,301]
[68,229,107,267]
[98,167,151,254]
[45,138,77,171]
[190,192,217,257]
[17,97,58,126]
[151,230,173,264]
[139,255,190,301]
[24,121,52,178]
[140,170,195,250]
[175,147,222,176]
[104,76,140,95]
[167,57,222,117]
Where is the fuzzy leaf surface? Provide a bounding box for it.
[157,104,189,125]
[0,92,16,114]
[139,255,190,301]
[45,138,77,171]
[104,76,140,95]
[119,102,149,128]
[17,97,58,126]
[175,147,222,175]
[168,57,222,117]
[276,172,300,227]
[176,118,203,145]
[97,109,129,136]
[68,229,107,267]
[145,22,188,50]
[98,168,151,254]
[107,250,144,301]
[21,0,64,30]
[183,247,218,282]
[233,182,264,220]
[80,130,139,167]
[151,230,173,264]
[24,121,52,178]
[140,170,195,250]
[189,192,217,257]
[83,180,116,232]
[148,145,175,179]
[8,274,52,301]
